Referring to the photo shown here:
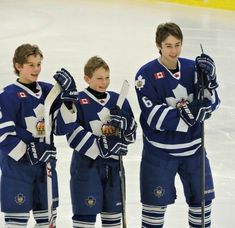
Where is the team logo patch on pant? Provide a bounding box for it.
[154,186,165,198]
[15,193,26,205]
[85,195,96,207]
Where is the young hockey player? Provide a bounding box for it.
[135,22,220,227]
[66,56,137,227]
[0,43,78,227]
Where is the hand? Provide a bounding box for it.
[110,106,134,133]
[53,68,78,102]
[195,53,218,90]
[178,98,212,126]
[97,135,128,158]
[26,142,56,165]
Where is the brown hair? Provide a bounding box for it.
[13,44,43,76]
[155,22,183,54]
[84,56,109,78]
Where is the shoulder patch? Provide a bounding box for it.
[135,75,145,91]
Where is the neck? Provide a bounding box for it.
[159,57,178,70]
[87,87,107,99]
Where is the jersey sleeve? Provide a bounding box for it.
[65,102,100,160]
[0,92,28,161]
[66,124,100,160]
[135,68,189,133]
[53,99,77,135]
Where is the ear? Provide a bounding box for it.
[84,75,90,84]
[156,43,161,51]
[15,63,22,72]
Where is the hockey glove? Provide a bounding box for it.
[53,68,78,102]
[26,142,56,165]
[178,98,212,127]
[97,135,128,158]
[110,106,135,134]
[195,53,219,90]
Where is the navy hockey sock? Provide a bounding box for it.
[72,214,96,228]
[33,209,57,227]
[188,201,212,227]
[141,204,167,227]
[4,212,30,227]
[101,212,121,227]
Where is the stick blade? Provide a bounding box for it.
[116,80,129,108]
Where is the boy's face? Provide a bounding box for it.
[158,35,182,67]
[84,67,110,93]
[16,54,42,84]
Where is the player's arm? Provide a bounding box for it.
[53,98,78,135]
[66,105,128,160]
[50,68,78,135]
[0,93,30,161]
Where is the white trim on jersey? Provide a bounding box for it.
[8,141,26,161]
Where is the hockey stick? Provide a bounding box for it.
[44,83,61,228]
[199,44,205,228]
[116,80,129,228]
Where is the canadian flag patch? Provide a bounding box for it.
[154,71,165,80]
[79,98,90,105]
[17,92,27,98]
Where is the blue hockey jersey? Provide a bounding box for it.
[0,80,76,163]
[135,57,220,158]
[67,88,136,160]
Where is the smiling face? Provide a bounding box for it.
[84,67,110,93]
[155,22,183,69]
[158,35,182,69]
[15,54,42,84]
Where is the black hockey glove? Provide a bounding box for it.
[26,142,56,165]
[110,106,135,134]
[97,135,128,158]
[53,68,78,102]
[178,98,212,127]
[195,53,219,90]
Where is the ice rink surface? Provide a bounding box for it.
[0,0,235,227]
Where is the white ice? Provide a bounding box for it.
[0,0,235,227]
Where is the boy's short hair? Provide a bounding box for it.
[155,22,183,48]
[84,56,109,78]
[13,43,43,76]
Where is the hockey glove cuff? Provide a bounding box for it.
[97,135,128,158]
[110,106,135,133]
[178,98,212,126]
[26,142,57,165]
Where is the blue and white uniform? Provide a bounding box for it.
[135,57,220,206]
[0,80,76,223]
[67,88,136,216]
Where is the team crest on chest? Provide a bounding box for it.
[15,193,26,205]
[36,118,45,135]
[154,186,165,198]
[85,195,96,207]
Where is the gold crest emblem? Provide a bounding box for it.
[154,186,165,198]
[85,196,96,207]
[15,193,25,205]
